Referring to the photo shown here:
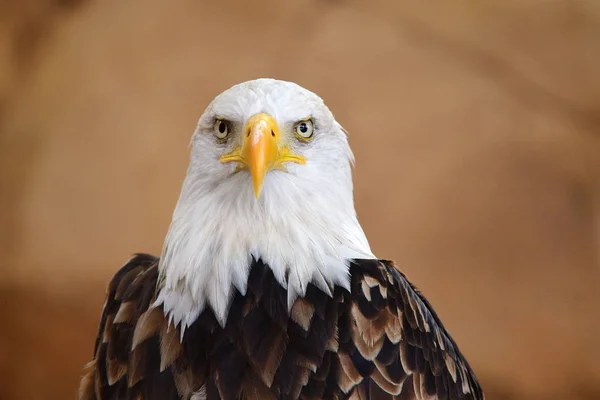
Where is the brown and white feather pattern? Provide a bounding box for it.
[80,254,484,400]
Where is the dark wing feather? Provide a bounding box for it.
[78,254,192,400]
[79,255,483,400]
[332,259,484,400]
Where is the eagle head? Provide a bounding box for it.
[156,79,374,330]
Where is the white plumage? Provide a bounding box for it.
[155,79,375,330]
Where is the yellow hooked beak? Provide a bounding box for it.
[220,113,306,198]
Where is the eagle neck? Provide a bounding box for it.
[155,165,374,333]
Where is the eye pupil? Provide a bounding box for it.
[299,123,308,133]
[218,121,226,134]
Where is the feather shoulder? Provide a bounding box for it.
[334,259,484,399]
[78,254,190,400]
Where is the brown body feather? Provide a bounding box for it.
[79,254,484,400]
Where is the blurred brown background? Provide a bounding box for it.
[1,0,599,399]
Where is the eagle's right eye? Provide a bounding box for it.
[214,119,230,140]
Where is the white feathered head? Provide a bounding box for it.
[156,79,374,330]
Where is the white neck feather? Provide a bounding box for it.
[155,145,374,331]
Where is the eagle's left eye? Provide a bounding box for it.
[294,119,314,140]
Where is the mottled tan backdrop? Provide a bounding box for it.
[1,0,599,399]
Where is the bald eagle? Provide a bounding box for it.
[79,79,484,400]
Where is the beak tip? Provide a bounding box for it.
[252,185,262,199]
